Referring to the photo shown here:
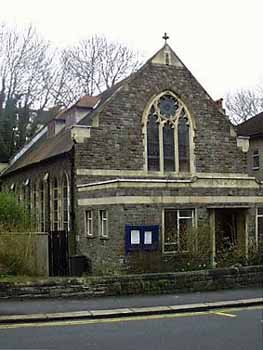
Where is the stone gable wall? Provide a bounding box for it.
[75,63,247,175]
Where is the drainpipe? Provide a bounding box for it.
[70,143,77,255]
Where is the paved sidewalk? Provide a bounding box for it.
[0,288,262,317]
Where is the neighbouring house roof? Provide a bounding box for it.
[76,95,100,108]
[1,95,104,175]
[236,112,263,137]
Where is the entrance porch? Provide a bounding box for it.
[209,207,248,267]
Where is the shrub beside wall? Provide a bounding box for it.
[0,192,40,276]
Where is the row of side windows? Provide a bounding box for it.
[6,173,70,232]
[84,209,108,238]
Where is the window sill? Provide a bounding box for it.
[252,167,259,171]
[86,235,96,239]
[100,236,109,240]
[162,251,190,255]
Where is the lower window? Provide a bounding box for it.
[99,210,108,238]
[164,208,195,253]
[256,208,263,247]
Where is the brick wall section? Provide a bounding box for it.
[0,266,262,299]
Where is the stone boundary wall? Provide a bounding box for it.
[0,266,262,300]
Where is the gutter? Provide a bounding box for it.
[0,298,262,325]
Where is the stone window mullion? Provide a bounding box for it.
[159,123,164,172]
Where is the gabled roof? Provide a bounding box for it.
[236,112,263,137]
[1,43,226,176]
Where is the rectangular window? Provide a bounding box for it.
[85,210,93,237]
[256,208,263,248]
[99,210,108,238]
[252,150,260,170]
[164,208,194,253]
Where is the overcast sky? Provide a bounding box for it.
[0,0,262,100]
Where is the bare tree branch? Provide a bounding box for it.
[225,87,263,124]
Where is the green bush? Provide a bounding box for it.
[216,243,246,267]
[0,192,33,231]
[166,224,212,272]
[247,239,263,266]
[0,191,37,276]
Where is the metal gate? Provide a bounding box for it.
[48,230,69,276]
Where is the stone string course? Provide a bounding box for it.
[0,266,262,300]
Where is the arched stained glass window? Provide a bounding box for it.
[147,109,160,171]
[163,123,175,171]
[178,115,190,172]
[145,92,193,173]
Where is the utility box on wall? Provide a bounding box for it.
[125,225,159,253]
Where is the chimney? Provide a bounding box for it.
[215,98,225,113]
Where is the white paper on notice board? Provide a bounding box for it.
[131,230,140,244]
[144,231,152,244]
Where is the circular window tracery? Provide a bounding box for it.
[148,92,186,125]
[158,94,178,118]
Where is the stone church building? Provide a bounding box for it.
[1,40,262,275]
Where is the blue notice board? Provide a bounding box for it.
[125,225,159,253]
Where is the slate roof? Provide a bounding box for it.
[1,83,126,175]
[76,95,100,108]
[2,128,74,175]
[236,112,263,137]
[1,93,109,175]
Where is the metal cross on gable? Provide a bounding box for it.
[162,32,169,44]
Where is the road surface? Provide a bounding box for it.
[0,306,262,350]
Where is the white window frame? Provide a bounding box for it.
[255,208,263,248]
[162,208,195,254]
[99,209,108,238]
[252,149,260,170]
[85,210,93,237]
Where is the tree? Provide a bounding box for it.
[59,35,142,106]
[0,24,57,158]
[0,27,142,159]
[225,87,263,124]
